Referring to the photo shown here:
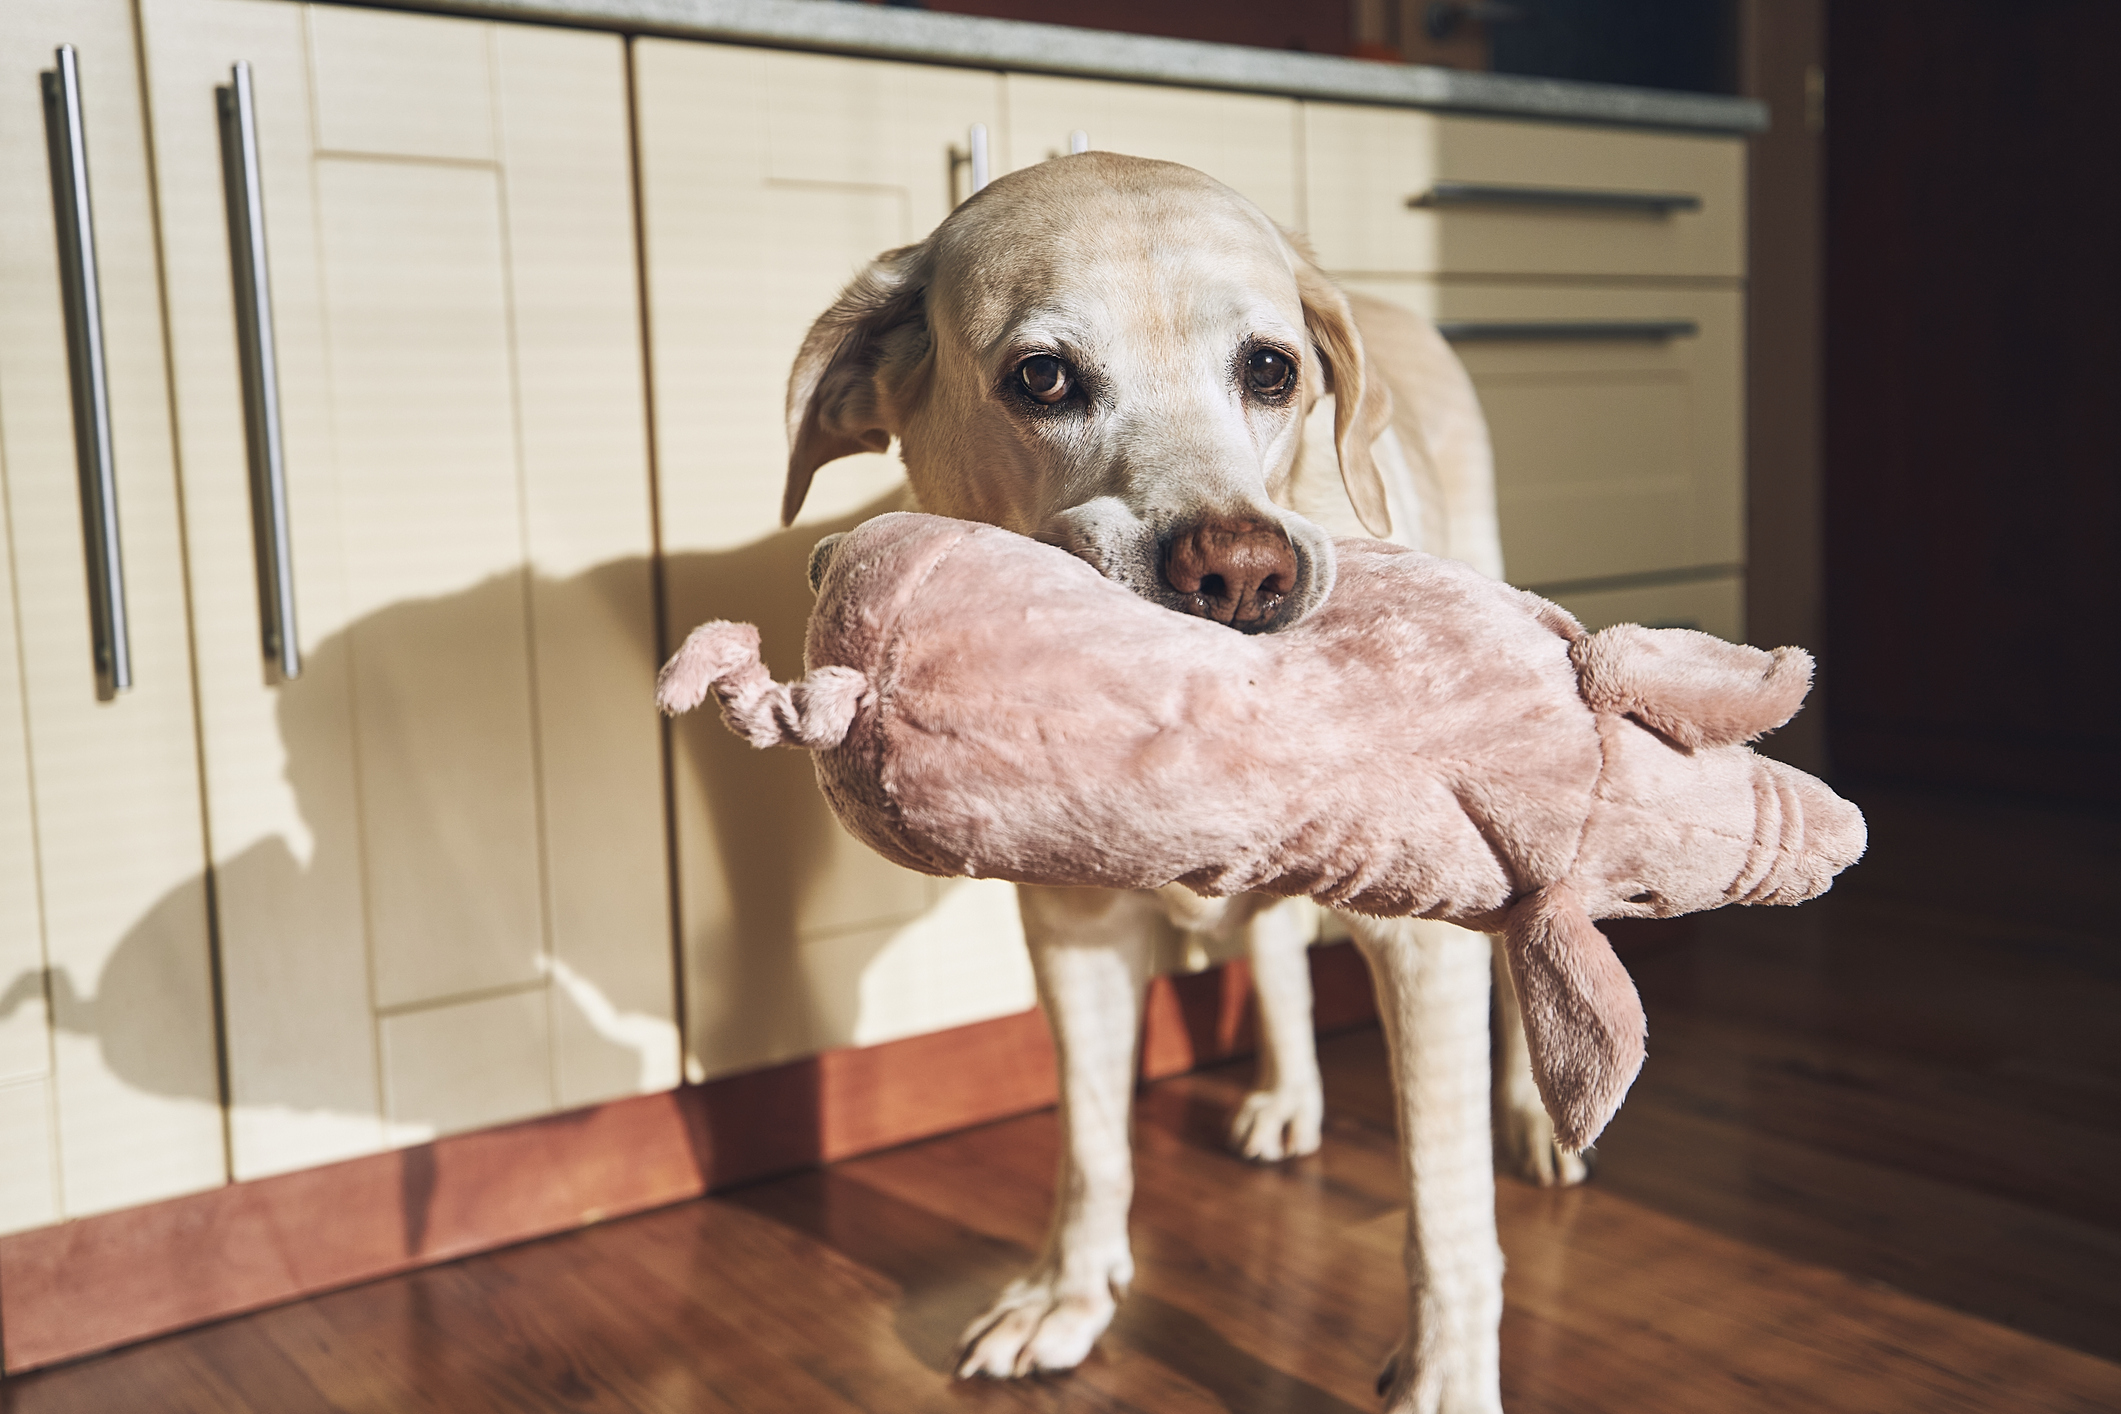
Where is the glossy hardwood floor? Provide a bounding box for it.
[4,784,2116,1412]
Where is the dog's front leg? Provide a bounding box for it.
[1349,917,1506,1414]
[956,883,1156,1379]
[1231,899,1326,1161]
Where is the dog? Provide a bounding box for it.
[781,151,1580,1413]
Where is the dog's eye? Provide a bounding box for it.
[1017,355,1072,405]
[1245,347,1295,399]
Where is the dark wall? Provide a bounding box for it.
[1740,0,1826,775]
[1824,1,2121,804]
[1489,0,1740,94]
[923,0,1348,55]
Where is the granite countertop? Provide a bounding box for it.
[376,0,1767,135]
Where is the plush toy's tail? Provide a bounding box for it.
[1502,881,1648,1152]
[655,621,868,751]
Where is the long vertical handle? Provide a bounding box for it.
[41,46,130,699]
[217,62,299,681]
[967,122,990,193]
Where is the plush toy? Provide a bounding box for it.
[657,512,1864,1149]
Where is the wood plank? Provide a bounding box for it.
[4,978,2117,1410]
[0,940,1370,1374]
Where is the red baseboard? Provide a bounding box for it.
[0,942,1373,1375]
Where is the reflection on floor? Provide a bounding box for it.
[3,785,2116,1412]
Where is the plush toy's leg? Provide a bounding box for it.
[956,884,1158,1379]
[1491,935,1591,1188]
[1500,882,1647,1153]
[1230,899,1326,1162]
[1347,917,1505,1414]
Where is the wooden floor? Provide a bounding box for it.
[5,783,2118,1413]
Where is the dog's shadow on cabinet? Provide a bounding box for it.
[0,492,953,1222]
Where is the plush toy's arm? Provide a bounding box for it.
[656,620,868,750]
[1573,623,1813,750]
[1501,881,1648,1151]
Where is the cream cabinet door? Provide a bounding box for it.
[140,0,672,1178]
[1306,105,1744,278]
[635,40,1031,1083]
[1339,280,1743,594]
[1002,74,1302,229]
[0,0,224,1230]
[1545,575,1745,644]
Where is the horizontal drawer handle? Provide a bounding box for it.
[1409,180,1702,214]
[1437,319,1700,343]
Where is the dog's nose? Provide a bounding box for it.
[1161,517,1299,630]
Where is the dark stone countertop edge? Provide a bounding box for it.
[358,0,1769,135]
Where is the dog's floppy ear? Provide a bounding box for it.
[784,242,933,527]
[1289,238,1395,537]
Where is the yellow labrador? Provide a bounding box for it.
[783,152,1578,1413]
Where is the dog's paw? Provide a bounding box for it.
[1373,1331,1504,1414]
[1494,1088,1591,1188]
[1229,1083,1324,1162]
[954,1251,1132,1379]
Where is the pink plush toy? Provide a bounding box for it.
[658,512,1865,1149]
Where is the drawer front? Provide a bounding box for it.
[1306,105,1744,278]
[1004,73,1301,229]
[1339,282,1742,589]
[1551,575,1746,644]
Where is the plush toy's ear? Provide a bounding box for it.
[783,242,934,527]
[1287,233,1395,538]
[1574,625,1813,749]
[807,532,848,595]
[1502,881,1647,1152]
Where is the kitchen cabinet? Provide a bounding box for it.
[1312,104,1747,637]
[1305,103,1743,280]
[634,39,1032,1083]
[1338,278,1743,632]
[1000,73,1301,227]
[0,0,1754,1236]
[138,0,672,1179]
[0,0,225,1232]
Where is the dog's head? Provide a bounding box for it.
[781,153,1392,633]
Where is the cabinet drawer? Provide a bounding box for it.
[1551,574,1746,644]
[1306,105,1743,278]
[1003,74,1300,228]
[1340,281,1742,588]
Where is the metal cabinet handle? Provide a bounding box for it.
[217,62,299,681]
[1436,319,1700,343]
[1409,180,1702,215]
[41,46,130,700]
[1068,129,1089,155]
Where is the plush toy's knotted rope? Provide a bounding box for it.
[655,621,868,750]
